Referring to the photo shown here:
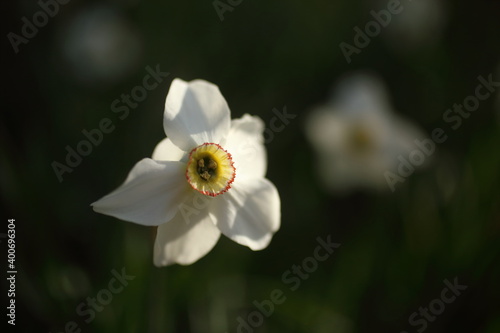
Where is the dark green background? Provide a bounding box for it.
[2,0,499,332]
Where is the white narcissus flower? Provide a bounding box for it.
[306,73,427,192]
[92,78,281,266]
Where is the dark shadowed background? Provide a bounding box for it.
[2,0,499,332]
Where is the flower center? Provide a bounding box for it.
[186,143,236,197]
[348,125,374,153]
[197,157,218,181]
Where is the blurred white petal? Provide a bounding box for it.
[382,0,448,52]
[59,5,142,86]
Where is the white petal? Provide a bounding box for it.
[163,78,231,152]
[210,177,280,250]
[154,198,221,266]
[224,114,267,180]
[152,137,186,161]
[390,116,428,156]
[332,72,391,118]
[92,158,189,226]
[305,107,345,152]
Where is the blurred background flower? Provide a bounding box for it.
[306,72,427,192]
[56,4,143,88]
[380,0,448,54]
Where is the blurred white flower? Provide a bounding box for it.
[306,73,426,192]
[59,5,142,86]
[92,79,281,266]
[382,0,448,52]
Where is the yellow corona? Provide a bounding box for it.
[185,143,236,197]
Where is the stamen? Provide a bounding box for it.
[185,143,236,197]
[197,157,218,181]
